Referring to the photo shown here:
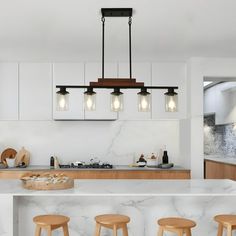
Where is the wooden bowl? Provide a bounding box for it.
[21,174,74,191]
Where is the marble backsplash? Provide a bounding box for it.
[204,115,236,156]
[0,120,179,166]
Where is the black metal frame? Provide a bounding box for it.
[56,8,179,93]
[56,85,178,90]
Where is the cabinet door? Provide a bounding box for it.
[118,63,151,120]
[84,63,117,120]
[204,86,216,115]
[214,82,236,125]
[19,63,52,120]
[53,63,84,120]
[151,62,186,119]
[0,63,18,120]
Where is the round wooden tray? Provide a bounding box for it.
[21,175,74,190]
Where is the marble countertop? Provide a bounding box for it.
[205,155,236,166]
[0,179,235,196]
[0,165,189,171]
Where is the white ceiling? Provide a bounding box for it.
[0,0,236,61]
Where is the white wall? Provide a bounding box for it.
[0,120,179,166]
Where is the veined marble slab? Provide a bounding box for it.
[16,195,236,236]
[0,179,235,196]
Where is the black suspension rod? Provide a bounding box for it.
[128,17,132,79]
[102,17,105,79]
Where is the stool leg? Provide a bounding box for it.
[46,226,52,236]
[63,223,70,236]
[113,225,118,236]
[226,225,232,236]
[185,228,192,236]
[122,224,129,236]
[217,223,223,236]
[35,225,41,236]
[95,223,101,236]
[158,226,164,236]
[177,229,184,236]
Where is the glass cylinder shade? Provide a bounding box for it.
[111,89,123,112]
[84,89,96,111]
[165,93,178,112]
[56,89,69,111]
[138,89,151,112]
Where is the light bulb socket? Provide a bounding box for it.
[56,87,69,95]
[137,87,150,96]
[164,88,177,96]
[111,88,123,96]
[84,87,96,95]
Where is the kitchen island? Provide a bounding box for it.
[0,179,236,236]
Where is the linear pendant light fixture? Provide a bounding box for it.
[56,8,178,113]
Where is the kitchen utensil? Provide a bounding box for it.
[147,153,158,167]
[14,147,30,167]
[1,148,17,168]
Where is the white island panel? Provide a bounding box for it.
[16,195,236,236]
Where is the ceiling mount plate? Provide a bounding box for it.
[101,8,133,17]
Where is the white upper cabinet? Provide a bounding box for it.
[204,82,236,125]
[0,63,18,120]
[118,63,151,120]
[19,63,52,120]
[204,86,216,115]
[84,63,118,120]
[53,63,84,120]
[151,62,187,119]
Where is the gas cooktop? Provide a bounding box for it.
[59,163,113,169]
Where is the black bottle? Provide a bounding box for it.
[50,156,54,168]
[162,151,169,164]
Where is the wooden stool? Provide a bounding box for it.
[94,214,130,236]
[157,217,196,236]
[214,214,236,236]
[33,214,70,236]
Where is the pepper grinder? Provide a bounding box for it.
[54,156,59,169]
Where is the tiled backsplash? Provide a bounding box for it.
[204,114,236,156]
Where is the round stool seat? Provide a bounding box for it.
[33,214,70,226]
[33,214,70,236]
[214,214,236,236]
[214,215,236,225]
[95,214,130,225]
[158,217,196,229]
[94,214,130,236]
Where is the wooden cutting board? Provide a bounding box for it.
[14,147,30,167]
[1,148,17,167]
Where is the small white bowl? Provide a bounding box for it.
[137,162,146,167]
